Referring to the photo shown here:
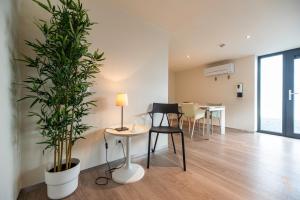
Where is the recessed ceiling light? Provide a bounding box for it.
[186,55,190,59]
[246,35,251,39]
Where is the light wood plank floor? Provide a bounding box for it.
[19,127,300,200]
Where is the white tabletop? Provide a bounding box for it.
[198,105,225,111]
[105,124,149,137]
[179,103,225,111]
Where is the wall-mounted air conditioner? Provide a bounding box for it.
[203,63,235,77]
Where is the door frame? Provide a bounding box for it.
[257,47,300,138]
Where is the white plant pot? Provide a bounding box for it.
[45,158,80,199]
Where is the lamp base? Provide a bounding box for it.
[115,127,129,131]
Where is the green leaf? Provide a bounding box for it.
[32,0,51,13]
[30,98,39,108]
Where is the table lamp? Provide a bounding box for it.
[115,93,129,131]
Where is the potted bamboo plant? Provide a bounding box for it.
[20,0,104,199]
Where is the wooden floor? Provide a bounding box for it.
[19,127,300,200]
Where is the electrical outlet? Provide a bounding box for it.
[115,139,122,145]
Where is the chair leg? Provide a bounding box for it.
[202,118,205,136]
[171,133,176,154]
[147,131,152,169]
[170,115,174,127]
[152,133,159,153]
[191,119,196,139]
[218,118,221,133]
[181,131,186,171]
[211,114,213,135]
[180,119,183,129]
[188,118,191,133]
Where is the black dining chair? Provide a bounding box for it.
[147,103,186,171]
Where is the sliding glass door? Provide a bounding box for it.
[285,49,300,138]
[293,58,300,134]
[258,48,300,138]
[258,54,283,134]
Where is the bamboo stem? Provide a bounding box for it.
[59,138,63,171]
[67,108,74,169]
[60,139,64,170]
[66,131,72,169]
[57,143,59,171]
[54,143,57,172]
[68,143,72,169]
[57,139,60,172]
[65,135,69,170]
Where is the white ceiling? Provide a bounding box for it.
[111,0,300,71]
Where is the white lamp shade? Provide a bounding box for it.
[115,93,128,106]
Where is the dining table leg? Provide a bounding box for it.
[205,111,211,139]
[220,109,225,134]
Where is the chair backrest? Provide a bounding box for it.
[207,103,222,106]
[181,103,197,118]
[149,103,181,127]
[151,103,179,114]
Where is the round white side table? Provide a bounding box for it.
[105,125,149,184]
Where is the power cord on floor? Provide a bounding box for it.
[95,128,127,185]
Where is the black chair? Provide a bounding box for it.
[147,103,186,171]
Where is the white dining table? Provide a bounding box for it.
[178,104,226,135]
[198,105,226,135]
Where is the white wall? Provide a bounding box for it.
[18,0,169,188]
[0,0,21,199]
[175,56,256,131]
[168,69,176,103]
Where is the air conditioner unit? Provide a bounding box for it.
[204,63,235,77]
